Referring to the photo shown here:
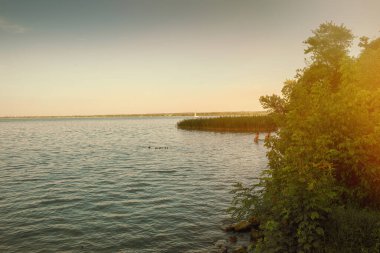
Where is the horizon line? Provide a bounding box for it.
[0,110,268,119]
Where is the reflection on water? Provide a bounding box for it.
[0,117,267,253]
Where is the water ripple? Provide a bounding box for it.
[0,117,267,252]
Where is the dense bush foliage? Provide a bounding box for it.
[177,115,277,132]
[324,207,380,252]
[230,22,380,252]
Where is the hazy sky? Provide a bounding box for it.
[1,0,379,116]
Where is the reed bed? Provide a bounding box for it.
[177,115,277,133]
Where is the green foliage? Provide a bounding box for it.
[230,22,380,252]
[177,115,277,133]
[357,38,380,91]
[304,22,353,68]
[324,207,380,253]
[259,94,287,115]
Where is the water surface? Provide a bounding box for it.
[0,117,267,252]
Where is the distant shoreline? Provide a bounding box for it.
[0,111,268,119]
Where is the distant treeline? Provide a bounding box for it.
[177,115,277,133]
[0,111,267,119]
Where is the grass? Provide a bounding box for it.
[324,206,380,252]
[177,115,277,133]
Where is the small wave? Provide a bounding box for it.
[38,197,83,206]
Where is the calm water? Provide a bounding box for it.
[0,117,267,253]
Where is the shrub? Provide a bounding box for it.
[230,22,380,252]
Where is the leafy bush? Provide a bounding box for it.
[230,22,380,252]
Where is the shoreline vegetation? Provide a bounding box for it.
[177,115,277,133]
[0,111,267,120]
[225,22,380,253]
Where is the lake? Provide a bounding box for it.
[0,117,267,253]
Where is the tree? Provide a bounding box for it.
[357,37,380,90]
[230,23,380,252]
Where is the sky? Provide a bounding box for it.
[0,0,379,116]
